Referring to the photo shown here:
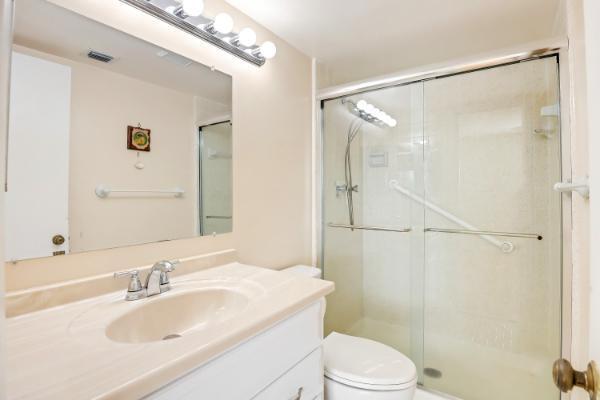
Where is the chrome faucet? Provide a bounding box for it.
[114,260,179,301]
[145,260,177,297]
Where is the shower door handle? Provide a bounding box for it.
[328,223,411,233]
[553,359,599,399]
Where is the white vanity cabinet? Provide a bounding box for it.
[146,301,325,400]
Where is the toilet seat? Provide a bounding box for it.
[323,332,418,391]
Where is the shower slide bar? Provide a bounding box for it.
[327,223,411,233]
[388,180,516,253]
[425,228,543,240]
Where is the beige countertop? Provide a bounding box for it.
[6,263,334,400]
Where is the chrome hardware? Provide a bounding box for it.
[113,260,179,301]
[52,234,65,245]
[205,215,232,220]
[554,177,590,199]
[335,181,358,198]
[145,260,179,297]
[425,228,543,240]
[553,359,599,399]
[114,270,146,301]
[328,223,411,233]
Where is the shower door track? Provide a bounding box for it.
[317,42,565,101]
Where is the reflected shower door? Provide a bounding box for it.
[422,57,562,400]
[199,121,232,235]
[322,82,426,378]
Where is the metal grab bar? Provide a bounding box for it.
[425,228,543,240]
[389,180,515,253]
[328,223,411,233]
[95,185,184,198]
[205,216,232,219]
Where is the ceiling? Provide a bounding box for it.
[225,0,563,86]
[14,0,232,106]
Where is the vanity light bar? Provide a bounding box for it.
[344,99,397,127]
[119,0,277,67]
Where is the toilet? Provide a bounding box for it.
[283,266,418,400]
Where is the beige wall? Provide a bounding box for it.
[69,55,198,252]
[5,0,313,291]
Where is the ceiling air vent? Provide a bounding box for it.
[87,50,114,63]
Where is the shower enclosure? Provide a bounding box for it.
[320,56,563,400]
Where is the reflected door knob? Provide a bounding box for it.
[553,358,599,400]
[52,234,65,246]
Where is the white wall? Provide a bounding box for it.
[5,0,313,291]
[583,0,600,369]
[0,0,13,397]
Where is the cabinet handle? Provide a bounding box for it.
[289,387,303,400]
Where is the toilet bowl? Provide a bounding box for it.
[281,266,417,400]
[323,332,417,400]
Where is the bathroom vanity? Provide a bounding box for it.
[6,263,334,399]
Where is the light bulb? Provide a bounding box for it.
[260,41,277,59]
[356,100,367,110]
[213,13,234,34]
[182,0,204,17]
[238,28,257,47]
[365,104,375,114]
[389,119,397,127]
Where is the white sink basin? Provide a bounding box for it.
[105,288,250,344]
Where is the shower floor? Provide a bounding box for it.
[346,317,557,400]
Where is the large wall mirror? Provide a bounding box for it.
[5,0,233,262]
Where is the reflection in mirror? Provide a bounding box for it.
[199,121,233,236]
[5,0,233,262]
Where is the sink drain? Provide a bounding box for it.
[162,334,182,341]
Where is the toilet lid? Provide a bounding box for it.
[323,332,417,387]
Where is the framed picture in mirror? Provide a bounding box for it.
[127,125,151,152]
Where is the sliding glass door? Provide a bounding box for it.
[321,56,562,399]
[322,82,426,377]
[421,57,562,399]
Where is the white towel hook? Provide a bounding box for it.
[553,177,589,199]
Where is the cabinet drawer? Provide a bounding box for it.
[253,347,323,400]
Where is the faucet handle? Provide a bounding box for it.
[159,259,179,272]
[114,270,146,301]
[156,260,179,292]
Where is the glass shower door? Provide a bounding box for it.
[421,57,562,400]
[322,82,426,377]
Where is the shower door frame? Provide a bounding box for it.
[316,41,573,400]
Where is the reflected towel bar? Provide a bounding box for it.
[425,228,543,240]
[327,223,411,233]
[205,216,232,219]
[95,185,184,198]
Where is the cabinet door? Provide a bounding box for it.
[146,301,324,400]
[252,348,323,400]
